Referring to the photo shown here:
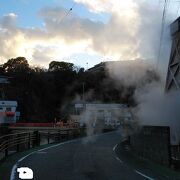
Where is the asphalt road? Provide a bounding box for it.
[11,131,160,180]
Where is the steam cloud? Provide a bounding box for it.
[106,60,180,145]
[106,60,157,87]
[134,83,180,145]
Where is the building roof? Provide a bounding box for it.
[0,101,17,107]
[87,60,148,73]
[75,103,127,109]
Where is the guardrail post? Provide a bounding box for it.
[80,128,85,137]
[16,134,20,152]
[5,136,8,157]
[58,130,60,142]
[38,131,40,146]
[28,133,31,149]
[39,132,41,146]
[68,130,70,140]
[33,131,40,147]
[48,132,50,144]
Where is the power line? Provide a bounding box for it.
[57,2,76,24]
[156,0,169,70]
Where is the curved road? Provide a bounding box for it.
[11,131,162,180]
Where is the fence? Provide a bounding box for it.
[0,131,38,160]
[0,128,85,161]
[130,126,171,166]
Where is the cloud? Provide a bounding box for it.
[0,13,27,61]
[104,58,180,144]
[38,6,103,43]
[75,0,172,66]
[0,13,17,29]
[74,0,137,14]
[0,11,92,67]
[0,0,175,69]
[38,4,140,60]
[38,1,172,66]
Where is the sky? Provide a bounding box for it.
[0,0,179,70]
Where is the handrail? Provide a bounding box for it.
[0,134,35,148]
[0,128,84,161]
[0,131,34,140]
[0,131,37,158]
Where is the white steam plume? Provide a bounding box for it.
[106,60,180,145]
[134,83,180,145]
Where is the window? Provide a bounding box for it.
[6,107,12,111]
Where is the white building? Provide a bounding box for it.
[0,101,18,123]
[73,103,132,128]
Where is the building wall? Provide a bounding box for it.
[166,17,180,92]
[0,101,17,123]
[74,103,132,128]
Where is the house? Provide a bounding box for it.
[72,103,133,128]
[0,101,18,123]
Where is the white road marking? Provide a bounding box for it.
[10,132,118,180]
[18,152,35,162]
[10,152,35,180]
[38,139,78,152]
[10,164,17,180]
[10,138,82,180]
[116,157,123,164]
[113,144,118,151]
[134,170,155,180]
[35,151,47,154]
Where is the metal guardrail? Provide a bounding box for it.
[0,128,85,161]
[0,131,38,159]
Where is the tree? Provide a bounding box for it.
[31,66,47,73]
[48,61,74,72]
[3,57,30,73]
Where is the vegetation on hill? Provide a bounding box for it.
[0,57,159,122]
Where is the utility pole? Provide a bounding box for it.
[82,82,85,110]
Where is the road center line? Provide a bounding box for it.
[36,151,47,154]
[10,133,117,180]
[113,144,118,151]
[10,139,80,180]
[134,170,155,180]
[116,157,123,163]
[10,164,17,180]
